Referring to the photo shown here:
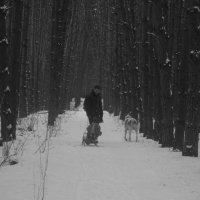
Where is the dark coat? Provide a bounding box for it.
[83,90,103,123]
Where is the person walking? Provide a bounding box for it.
[83,85,103,144]
[83,85,103,124]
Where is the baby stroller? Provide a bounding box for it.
[82,118,102,146]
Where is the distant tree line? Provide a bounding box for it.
[0,0,199,156]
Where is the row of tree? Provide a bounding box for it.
[69,0,200,156]
[0,0,199,156]
[101,0,200,156]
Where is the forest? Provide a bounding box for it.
[0,0,200,157]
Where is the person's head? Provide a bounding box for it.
[93,85,101,95]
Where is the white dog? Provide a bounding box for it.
[124,114,139,142]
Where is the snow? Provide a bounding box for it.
[0,109,200,200]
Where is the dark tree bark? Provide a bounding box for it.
[172,0,188,151]
[182,0,200,157]
[48,0,70,125]
[1,0,23,142]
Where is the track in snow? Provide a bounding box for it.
[45,110,200,200]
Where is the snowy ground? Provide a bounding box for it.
[0,109,200,200]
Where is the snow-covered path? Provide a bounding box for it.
[46,110,200,200]
[0,110,200,200]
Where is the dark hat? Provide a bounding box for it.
[94,85,101,90]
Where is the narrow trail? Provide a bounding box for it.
[46,110,200,200]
